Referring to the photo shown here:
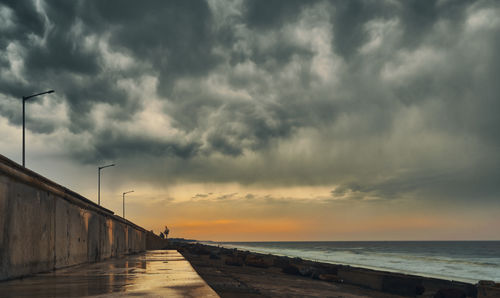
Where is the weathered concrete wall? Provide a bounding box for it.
[0,154,148,281]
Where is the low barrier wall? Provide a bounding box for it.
[146,231,169,250]
[0,154,151,281]
[173,242,496,297]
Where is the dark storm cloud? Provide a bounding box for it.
[328,0,476,58]
[243,0,319,29]
[331,161,500,202]
[87,0,219,95]
[78,129,202,164]
[0,0,217,133]
[1,0,499,202]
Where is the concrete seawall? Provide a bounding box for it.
[0,154,165,281]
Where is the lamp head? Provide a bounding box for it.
[99,163,115,169]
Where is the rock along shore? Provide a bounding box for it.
[168,241,499,298]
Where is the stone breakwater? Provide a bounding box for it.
[169,242,500,298]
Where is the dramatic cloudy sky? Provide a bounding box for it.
[1,0,499,240]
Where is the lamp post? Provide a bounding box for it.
[122,190,134,218]
[98,164,115,205]
[22,90,54,167]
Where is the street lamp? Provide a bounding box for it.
[122,190,134,219]
[22,90,54,167]
[98,164,115,205]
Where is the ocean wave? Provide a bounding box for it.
[218,241,500,283]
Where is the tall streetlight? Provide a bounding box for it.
[122,190,134,219]
[98,164,115,205]
[22,90,54,167]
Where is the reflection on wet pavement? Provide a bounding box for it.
[0,250,219,297]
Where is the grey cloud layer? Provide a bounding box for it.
[1,0,499,202]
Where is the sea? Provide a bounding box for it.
[210,241,500,283]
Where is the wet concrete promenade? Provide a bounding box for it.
[0,250,219,297]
